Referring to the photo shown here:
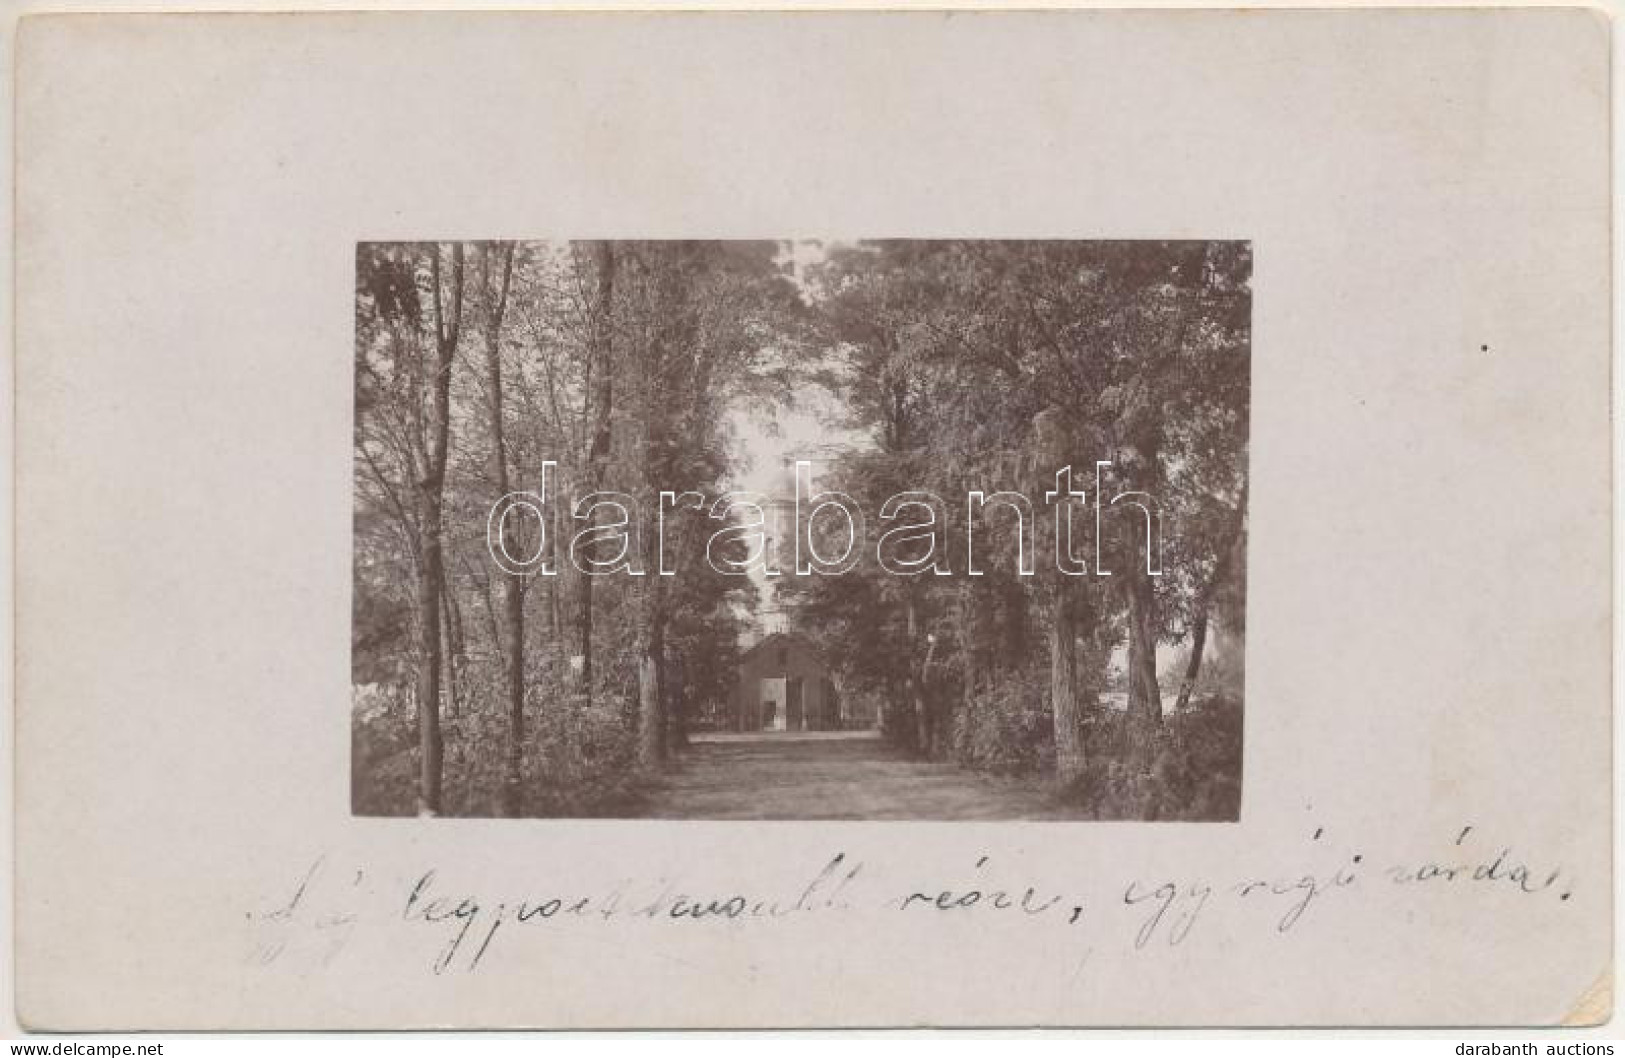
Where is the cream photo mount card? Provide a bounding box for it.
[12,8,1612,1030]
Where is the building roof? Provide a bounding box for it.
[739,630,828,665]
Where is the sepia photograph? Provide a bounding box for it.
[352,239,1251,821]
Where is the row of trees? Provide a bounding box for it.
[353,241,804,815]
[353,239,1249,820]
[780,241,1249,816]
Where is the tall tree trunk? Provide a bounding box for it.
[577,243,617,699]
[637,514,667,770]
[498,571,523,802]
[547,499,562,645]
[575,569,595,696]
[440,585,460,717]
[478,244,523,815]
[444,572,465,661]
[957,579,980,753]
[905,593,929,755]
[413,524,445,815]
[1050,581,1085,784]
[1124,570,1162,744]
[1173,487,1247,712]
[666,653,688,752]
[637,600,665,771]
[922,632,942,756]
[1173,609,1209,712]
[413,242,464,817]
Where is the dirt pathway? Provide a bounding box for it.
[644,732,1085,820]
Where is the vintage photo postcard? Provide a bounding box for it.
[13,8,1612,1031]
